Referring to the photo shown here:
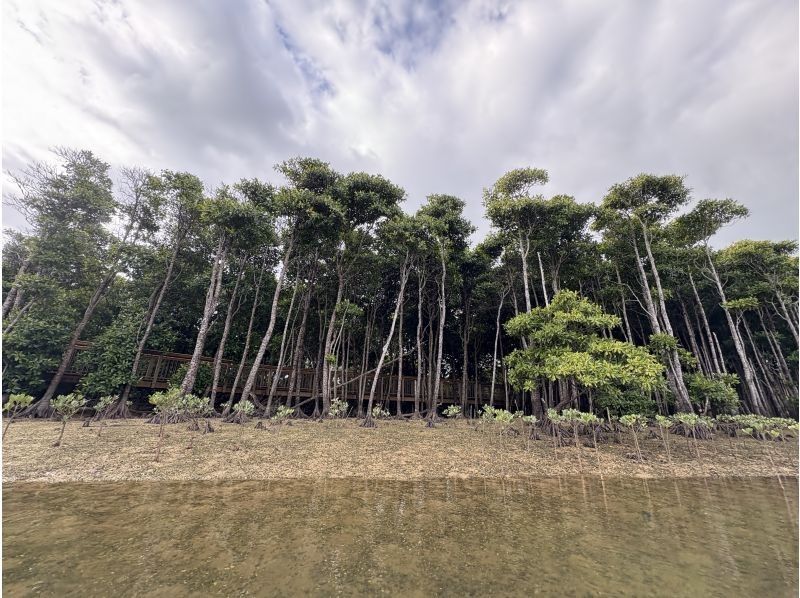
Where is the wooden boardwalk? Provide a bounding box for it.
[63,341,503,407]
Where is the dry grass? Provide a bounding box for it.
[2,418,797,482]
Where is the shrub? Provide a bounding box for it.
[686,373,739,414]
[370,405,390,420]
[51,392,87,447]
[271,405,295,423]
[595,387,657,417]
[328,398,349,419]
[167,363,213,395]
[149,389,183,421]
[53,393,86,420]
[619,413,646,462]
[3,393,34,439]
[93,395,118,417]
[443,405,462,418]
[670,412,714,440]
[4,393,33,416]
[480,406,516,423]
[619,413,647,429]
[718,414,798,441]
[233,399,255,421]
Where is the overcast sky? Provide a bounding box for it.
[3,0,798,245]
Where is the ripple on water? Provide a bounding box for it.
[3,476,798,597]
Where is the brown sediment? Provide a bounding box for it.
[2,419,797,483]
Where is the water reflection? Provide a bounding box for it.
[3,477,798,597]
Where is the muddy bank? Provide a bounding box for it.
[3,419,797,482]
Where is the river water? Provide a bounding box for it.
[3,477,797,596]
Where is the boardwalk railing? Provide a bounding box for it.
[62,341,502,406]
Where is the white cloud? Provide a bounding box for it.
[3,0,797,246]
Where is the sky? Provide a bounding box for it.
[2,0,798,246]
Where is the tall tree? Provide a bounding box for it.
[418,194,474,424]
[596,174,694,412]
[11,150,158,415]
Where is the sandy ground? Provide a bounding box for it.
[2,418,797,482]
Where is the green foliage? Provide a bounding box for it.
[576,411,601,426]
[179,394,210,418]
[93,395,118,416]
[77,310,139,397]
[655,414,673,429]
[506,291,663,401]
[599,174,690,226]
[233,400,255,417]
[686,373,740,414]
[168,363,213,395]
[2,297,74,394]
[720,297,759,313]
[149,388,182,416]
[670,412,714,438]
[328,398,349,419]
[4,393,34,414]
[648,333,678,356]
[716,414,798,440]
[52,393,87,420]
[271,405,295,422]
[670,199,750,247]
[443,405,462,418]
[619,414,647,429]
[479,406,517,423]
[370,405,390,420]
[149,389,207,419]
[595,388,657,417]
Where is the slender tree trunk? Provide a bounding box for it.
[181,238,228,396]
[266,278,300,414]
[396,290,404,417]
[537,251,549,307]
[691,297,717,376]
[364,259,410,426]
[638,222,692,412]
[119,243,182,413]
[519,234,532,312]
[631,239,691,412]
[460,313,470,413]
[490,288,507,407]
[310,309,326,418]
[774,291,799,346]
[428,247,447,424]
[414,267,426,418]
[615,266,633,343]
[223,259,267,416]
[239,235,295,404]
[426,304,435,410]
[760,309,792,382]
[209,260,246,410]
[34,185,149,415]
[689,272,722,374]
[35,268,118,416]
[2,257,30,319]
[678,295,705,374]
[704,247,766,414]
[321,270,345,416]
[741,316,784,416]
[286,261,317,407]
[3,299,34,335]
[713,332,728,374]
[358,308,374,417]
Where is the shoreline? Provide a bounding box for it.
[3,419,797,483]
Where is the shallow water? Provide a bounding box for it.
[3,477,797,597]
